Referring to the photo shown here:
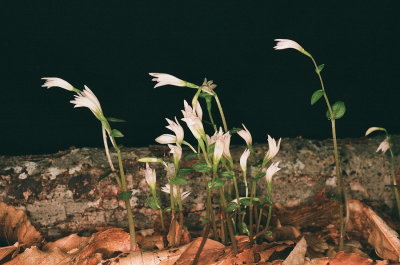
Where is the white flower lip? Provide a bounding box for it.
[376,139,390,154]
[41,77,75,91]
[273,39,304,52]
[265,135,282,161]
[165,117,184,145]
[181,100,204,140]
[265,161,281,182]
[149,73,187,88]
[237,124,252,146]
[155,134,177,145]
[213,128,225,163]
[70,85,104,120]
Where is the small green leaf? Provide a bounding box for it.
[225,202,238,212]
[193,162,212,173]
[326,101,346,120]
[240,198,251,206]
[252,172,266,181]
[171,176,187,185]
[316,64,325,74]
[241,222,249,235]
[107,117,126,123]
[178,167,193,176]
[146,197,160,210]
[98,170,113,181]
[208,178,226,189]
[220,170,234,179]
[117,191,132,200]
[164,207,171,212]
[385,184,400,188]
[183,153,198,161]
[310,90,324,105]
[229,128,242,134]
[110,129,124,137]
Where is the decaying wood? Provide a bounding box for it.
[0,136,399,239]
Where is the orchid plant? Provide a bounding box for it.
[140,73,282,253]
[366,127,400,219]
[274,39,347,250]
[42,78,138,251]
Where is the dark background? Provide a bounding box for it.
[1,1,399,155]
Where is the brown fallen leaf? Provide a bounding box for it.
[266,219,301,242]
[304,257,330,265]
[0,202,43,263]
[328,251,374,265]
[167,217,191,247]
[348,200,400,262]
[4,246,72,265]
[43,233,90,253]
[282,237,307,265]
[174,237,225,265]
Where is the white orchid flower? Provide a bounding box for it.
[273,39,311,57]
[165,117,184,145]
[264,135,282,161]
[376,139,390,154]
[222,132,232,161]
[264,161,281,183]
[41,77,76,92]
[149,73,187,88]
[181,100,205,140]
[168,144,182,165]
[70,85,105,121]
[161,184,190,201]
[240,148,251,173]
[237,124,252,147]
[144,163,157,190]
[155,134,177,145]
[213,128,225,164]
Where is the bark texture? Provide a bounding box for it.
[0,136,399,239]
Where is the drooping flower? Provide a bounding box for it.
[273,39,311,57]
[155,134,177,145]
[181,100,205,140]
[149,73,187,88]
[168,144,182,165]
[264,135,282,161]
[200,78,217,96]
[165,117,184,145]
[41,77,76,92]
[237,124,252,147]
[144,163,157,190]
[161,184,190,201]
[376,139,390,154]
[70,85,105,121]
[222,132,232,161]
[240,148,251,173]
[264,161,281,183]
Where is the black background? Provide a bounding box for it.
[1,1,399,155]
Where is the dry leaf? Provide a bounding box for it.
[0,202,43,263]
[167,218,190,247]
[348,200,400,261]
[174,237,225,265]
[282,237,307,265]
[329,251,374,265]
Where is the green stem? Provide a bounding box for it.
[256,207,263,234]
[310,55,345,251]
[218,187,238,253]
[198,139,212,167]
[206,98,218,132]
[102,127,122,188]
[249,181,256,243]
[214,94,228,132]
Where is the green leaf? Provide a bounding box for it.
[326,101,346,120]
[316,64,325,74]
[183,153,198,161]
[252,172,266,181]
[178,167,193,176]
[310,89,324,105]
[164,207,171,212]
[107,117,126,123]
[385,184,400,188]
[225,202,238,212]
[146,197,160,210]
[208,178,226,189]
[220,170,234,179]
[240,198,251,206]
[98,170,113,181]
[229,128,242,134]
[241,222,249,236]
[117,191,132,200]
[110,129,124,137]
[193,162,212,173]
[171,176,187,185]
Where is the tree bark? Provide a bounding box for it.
[0,136,398,239]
